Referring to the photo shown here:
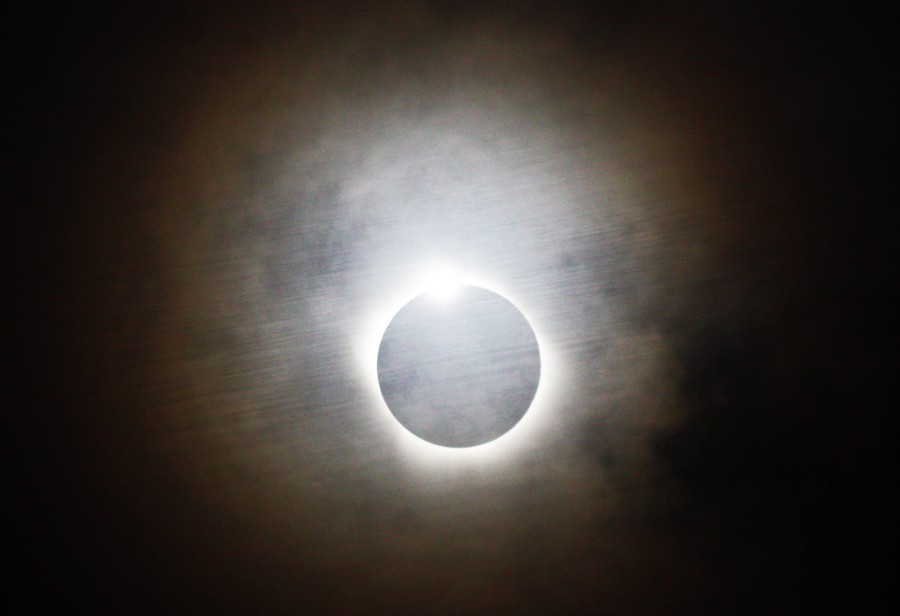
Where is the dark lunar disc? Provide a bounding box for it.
[377,285,541,448]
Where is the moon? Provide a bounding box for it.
[377,285,541,448]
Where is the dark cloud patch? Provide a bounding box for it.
[653,316,884,611]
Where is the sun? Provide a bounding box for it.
[353,261,565,468]
[420,264,464,303]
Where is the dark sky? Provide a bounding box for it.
[17,2,892,613]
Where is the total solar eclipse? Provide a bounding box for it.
[377,285,541,448]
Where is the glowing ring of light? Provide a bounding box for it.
[354,262,564,468]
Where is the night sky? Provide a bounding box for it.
[17,2,892,612]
